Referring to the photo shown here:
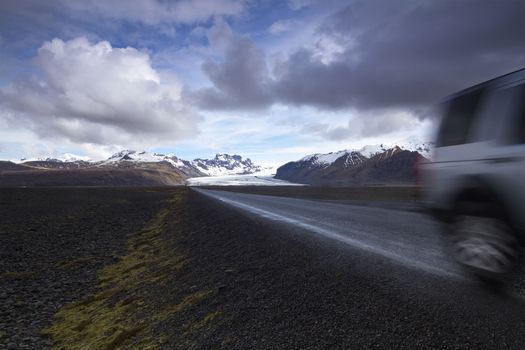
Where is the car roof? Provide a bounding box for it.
[444,68,525,102]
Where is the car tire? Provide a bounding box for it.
[449,202,521,281]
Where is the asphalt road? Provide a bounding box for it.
[193,188,525,348]
[195,188,525,284]
[195,188,462,279]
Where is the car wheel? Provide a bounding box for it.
[449,207,521,280]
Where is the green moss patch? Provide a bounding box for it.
[0,271,36,279]
[56,256,96,269]
[154,291,212,322]
[42,191,219,349]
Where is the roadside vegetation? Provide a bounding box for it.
[42,189,221,349]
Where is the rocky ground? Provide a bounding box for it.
[0,188,171,349]
[2,187,525,349]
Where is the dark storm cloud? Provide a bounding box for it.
[183,22,273,110]
[277,0,525,109]
[184,36,273,109]
[191,0,525,112]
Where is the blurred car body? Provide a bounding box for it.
[422,68,525,279]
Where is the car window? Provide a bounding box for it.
[436,87,486,147]
[511,84,525,144]
[474,84,523,142]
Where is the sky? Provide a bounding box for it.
[0,0,524,166]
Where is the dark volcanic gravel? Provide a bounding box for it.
[0,188,171,349]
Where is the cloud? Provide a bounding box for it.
[0,0,247,55]
[275,0,525,110]
[301,109,423,141]
[0,0,247,27]
[183,21,273,109]
[268,19,298,35]
[188,0,525,113]
[0,37,200,146]
[66,0,246,25]
[288,0,316,11]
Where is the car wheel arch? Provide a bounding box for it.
[449,175,524,244]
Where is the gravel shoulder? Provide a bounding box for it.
[0,188,171,349]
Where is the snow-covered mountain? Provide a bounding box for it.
[298,142,433,169]
[192,154,262,176]
[300,145,389,168]
[20,153,91,163]
[97,150,202,177]
[17,150,264,178]
[400,140,434,159]
[275,144,429,185]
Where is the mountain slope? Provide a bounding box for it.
[22,160,92,169]
[275,145,427,186]
[192,154,262,176]
[0,151,264,187]
[98,151,262,177]
[0,161,34,171]
[98,150,205,178]
[0,168,184,187]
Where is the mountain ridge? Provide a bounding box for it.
[275,145,428,186]
[0,151,264,187]
[14,150,263,177]
[2,142,432,187]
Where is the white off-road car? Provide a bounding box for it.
[422,68,525,280]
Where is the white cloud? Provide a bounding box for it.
[311,32,356,65]
[0,37,200,147]
[298,108,435,145]
[268,19,298,35]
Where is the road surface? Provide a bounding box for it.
[195,188,525,288]
[189,188,525,348]
[195,189,462,275]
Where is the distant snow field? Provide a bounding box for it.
[186,173,304,186]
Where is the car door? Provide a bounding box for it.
[479,82,525,233]
[428,86,488,209]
